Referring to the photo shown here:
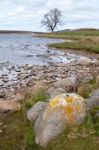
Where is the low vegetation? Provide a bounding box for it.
[0,87,48,150]
[38,29,99,53]
[0,80,99,150]
[77,78,99,99]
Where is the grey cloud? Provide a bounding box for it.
[0,0,99,31]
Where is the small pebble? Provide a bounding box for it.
[0,130,3,134]
[0,122,3,126]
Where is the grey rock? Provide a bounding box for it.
[77,58,95,66]
[0,130,3,134]
[33,93,86,147]
[27,102,48,122]
[15,69,21,72]
[0,122,3,126]
[87,89,99,122]
[3,79,9,83]
[0,91,5,98]
[47,87,66,98]
[54,75,79,92]
[0,80,4,86]
[0,100,20,115]
[35,109,66,147]
[87,89,99,111]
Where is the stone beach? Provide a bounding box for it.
[0,34,99,114]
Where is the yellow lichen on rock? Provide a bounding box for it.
[50,98,59,108]
[65,105,74,114]
[33,93,87,147]
[65,96,75,103]
[44,93,86,125]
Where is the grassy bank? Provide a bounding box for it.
[0,111,99,150]
[37,29,99,53]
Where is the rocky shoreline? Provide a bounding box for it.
[0,56,99,115]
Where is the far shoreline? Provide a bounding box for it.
[0,30,45,35]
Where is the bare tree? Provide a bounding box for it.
[41,8,62,32]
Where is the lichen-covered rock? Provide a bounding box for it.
[44,93,86,125]
[27,101,48,122]
[34,93,86,147]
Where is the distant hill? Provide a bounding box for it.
[57,28,99,33]
[73,28,99,32]
[57,29,72,32]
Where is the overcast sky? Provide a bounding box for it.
[0,0,99,31]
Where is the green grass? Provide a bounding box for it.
[0,84,99,150]
[45,117,99,150]
[51,41,99,53]
[0,109,99,150]
[0,88,48,150]
[37,29,99,53]
[25,88,48,109]
[77,79,99,99]
[50,40,99,53]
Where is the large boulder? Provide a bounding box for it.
[0,100,20,115]
[35,108,66,147]
[54,76,79,92]
[87,89,99,111]
[77,58,97,66]
[30,93,86,147]
[87,89,99,123]
[27,101,48,122]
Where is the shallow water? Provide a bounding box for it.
[0,34,84,66]
[0,34,96,90]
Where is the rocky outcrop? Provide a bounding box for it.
[27,93,86,147]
